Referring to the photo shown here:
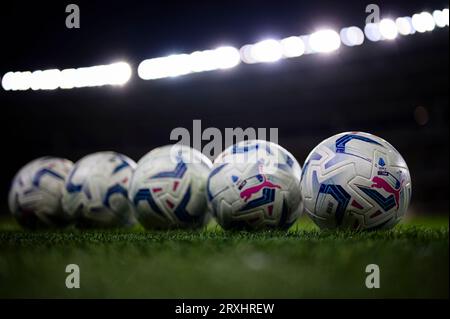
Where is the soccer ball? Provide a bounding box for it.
[301,132,412,230]
[62,151,137,228]
[129,144,213,229]
[207,140,303,230]
[8,157,74,229]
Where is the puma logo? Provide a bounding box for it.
[240,175,281,202]
[371,176,402,209]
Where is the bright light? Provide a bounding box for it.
[379,19,398,40]
[433,10,448,28]
[193,47,240,71]
[41,69,61,90]
[213,46,241,69]
[240,44,256,64]
[138,57,169,80]
[19,72,32,90]
[411,13,425,33]
[3,7,449,89]
[86,65,106,87]
[1,72,13,90]
[299,35,313,54]
[1,71,32,91]
[280,36,305,57]
[165,54,192,77]
[364,23,382,41]
[308,29,341,53]
[108,62,132,84]
[249,39,283,62]
[73,62,132,87]
[30,71,43,90]
[190,49,221,72]
[412,11,436,33]
[138,46,240,80]
[340,26,365,46]
[60,68,77,89]
[1,62,132,91]
[189,51,214,73]
[74,67,91,87]
[396,17,415,35]
[422,11,436,31]
[444,9,450,26]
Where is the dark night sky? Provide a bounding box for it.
[0,0,448,214]
[1,0,446,69]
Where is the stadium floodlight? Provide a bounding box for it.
[137,46,240,80]
[396,17,415,35]
[239,44,257,64]
[21,72,34,90]
[60,68,78,89]
[443,8,450,26]
[213,46,241,69]
[107,62,133,85]
[189,47,240,72]
[280,36,305,57]
[340,26,365,46]
[422,11,437,31]
[165,54,192,77]
[30,71,43,91]
[433,9,448,28]
[364,23,382,41]
[379,18,398,40]
[36,69,61,90]
[1,71,31,91]
[2,7,449,88]
[85,66,104,87]
[412,11,436,33]
[11,71,27,91]
[138,57,169,80]
[189,50,218,73]
[193,50,214,72]
[78,62,132,87]
[308,29,341,53]
[1,62,132,91]
[1,72,13,90]
[1,73,9,90]
[74,67,91,87]
[411,13,426,33]
[249,39,283,62]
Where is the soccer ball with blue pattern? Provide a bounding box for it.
[129,145,213,229]
[207,140,303,230]
[8,157,74,229]
[301,132,412,230]
[62,151,137,228]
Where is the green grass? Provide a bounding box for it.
[0,215,448,298]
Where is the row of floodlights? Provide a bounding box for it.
[1,62,132,91]
[2,9,448,91]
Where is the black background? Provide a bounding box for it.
[0,0,448,214]
[0,299,447,317]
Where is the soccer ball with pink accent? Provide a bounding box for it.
[300,132,412,230]
[207,140,303,230]
[8,157,74,229]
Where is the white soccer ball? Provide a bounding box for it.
[8,157,74,229]
[207,140,303,230]
[129,144,213,229]
[62,151,137,228]
[301,132,412,230]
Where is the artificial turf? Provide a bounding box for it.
[0,215,448,298]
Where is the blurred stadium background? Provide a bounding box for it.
[0,0,448,216]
